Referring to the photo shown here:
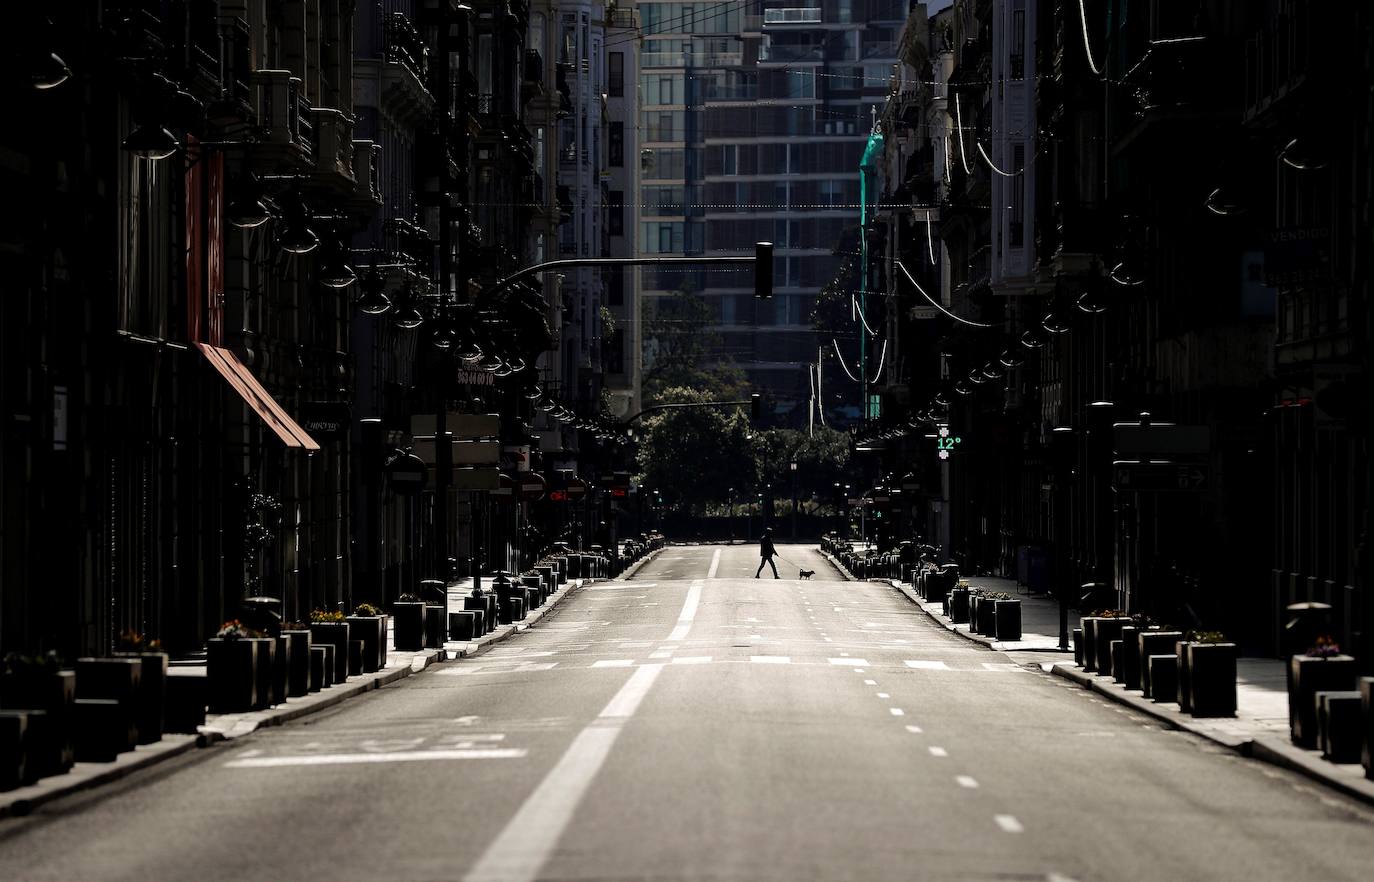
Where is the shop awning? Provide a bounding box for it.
[195,343,321,451]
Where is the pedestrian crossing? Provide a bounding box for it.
[437,657,1030,675]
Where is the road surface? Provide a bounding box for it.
[1,543,1371,881]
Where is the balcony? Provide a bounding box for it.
[1244,2,1315,122]
[556,185,574,221]
[251,70,313,167]
[1123,36,1221,120]
[763,8,822,25]
[758,43,824,64]
[349,140,383,208]
[310,108,355,190]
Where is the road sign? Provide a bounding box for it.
[519,472,547,501]
[1113,424,1210,457]
[412,438,500,466]
[1113,461,1209,492]
[566,477,588,499]
[387,453,427,495]
[451,467,500,491]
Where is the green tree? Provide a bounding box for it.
[750,427,851,511]
[635,386,756,514]
[641,286,746,407]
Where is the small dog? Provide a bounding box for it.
[798,569,814,580]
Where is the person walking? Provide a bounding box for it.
[756,527,779,579]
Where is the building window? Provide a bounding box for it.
[607,265,624,305]
[608,190,624,236]
[721,144,736,175]
[1010,1,1026,80]
[609,52,624,96]
[609,122,623,166]
[1010,145,1025,247]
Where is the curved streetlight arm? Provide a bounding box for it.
[482,254,755,302]
[620,399,752,428]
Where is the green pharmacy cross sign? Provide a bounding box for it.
[935,426,962,460]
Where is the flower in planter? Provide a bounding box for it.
[1187,630,1229,644]
[309,609,346,623]
[216,620,265,640]
[3,649,63,676]
[116,630,162,653]
[280,621,310,632]
[353,603,383,617]
[396,592,423,603]
[987,591,1014,601]
[1305,635,1342,658]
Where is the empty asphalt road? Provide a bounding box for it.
[2,543,1372,881]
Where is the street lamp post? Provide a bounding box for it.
[790,461,798,540]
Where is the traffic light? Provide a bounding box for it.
[754,241,773,299]
[750,393,762,423]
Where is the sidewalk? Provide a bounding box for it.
[882,573,1374,807]
[0,552,659,819]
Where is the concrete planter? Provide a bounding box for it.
[1072,629,1083,666]
[1175,641,1194,712]
[72,698,127,763]
[309,622,349,684]
[392,602,425,650]
[462,596,487,636]
[281,630,312,697]
[1093,619,1128,676]
[0,669,75,778]
[1136,631,1182,698]
[994,600,1022,641]
[309,644,334,691]
[1080,618,1102,672]
[1185,642,1237,718]
[76,657,142,750]
[1148,654,1178,704]
[449,610,478,641]
[948,588,970,624]
[975,597,998,637]
[165,670,207,733]
[207,638,256,713]
[250,638,276,709]
[1117,626,1140,689]
[1316,691,1362,763]
[0,711,34,788]
[345,616,385,673]
[1360,677,1374,779]
[1288,655,1358,748]
[423,607,446,648]
[113,651,168,744]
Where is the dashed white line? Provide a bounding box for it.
[905,660,951,670]
[876,692,890,699]
[829,658,869,666]
[666,580,703,642]
[904,725,923,734]
[889,708,905,717]
[751,655,791,664]
[956,775,979,788]
[863,679,877,685]
[994,815,1024,834]
[591,659,634,668]
[648,650,674,659]
[707,548,721,578]
[928,746,948,757]
[671,656,712,665]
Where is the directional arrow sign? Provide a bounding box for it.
[1113,461,1208,492]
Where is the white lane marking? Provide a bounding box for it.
[876,692,890,698]
[956,775,979,789]
[666,580,703,641]
[751,656,791,664]
[829,658,869,666]
[226,749,526,768]
[1047,874,1082,882]
[648,650,674,659]
[749,634,762,639]
[840,651,850,656]
[889,708,905,716]
[439,662,559,676]
[823,638,834,642]
[619,641,653,648]
[591,659,634,668]
[928,746,948,757]
[833,607,843,612]
[463,664,666,882]
[905,660,951,670]
[707,548,721,578]
[995,815,1024,834]
[904,725,923,734]
[599,664,665,719]
[863,679,876,685]
[855,669,865,673]
[671,656,712,665]
[982,662,1024,672]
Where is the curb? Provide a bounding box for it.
[1047,662,1374,807]
[0,735,201,819]
[885,578,1071,655]
[0,562,641,819]
[818,549,857,581]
